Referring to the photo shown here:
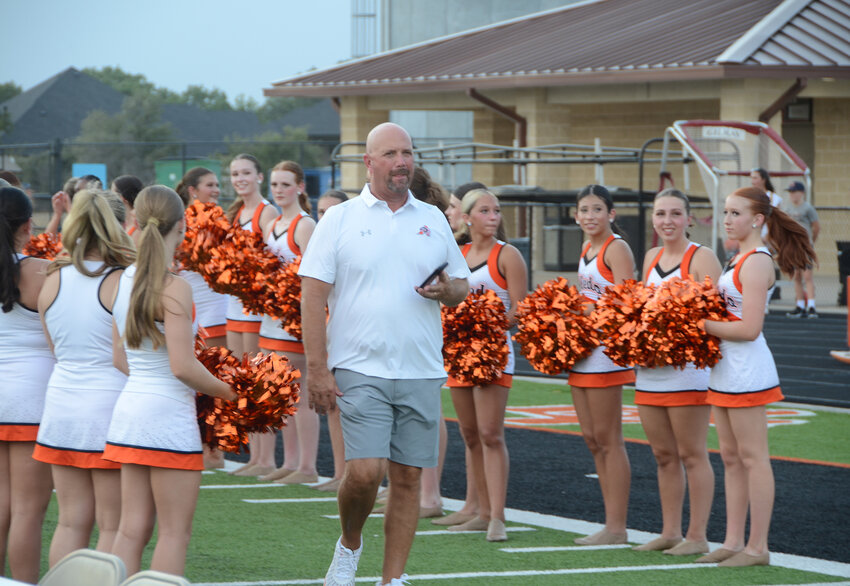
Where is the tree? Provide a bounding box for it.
[181,85,232,111]
[218,127,329,197]
[82,66,179,102]
[0,81,22,104]
[0,81,22,135]
[70,93,178,183]
[257,97,320,123]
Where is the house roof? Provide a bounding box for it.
[265,0,850,98]
[0,68,125,144]
[0,68,340,145]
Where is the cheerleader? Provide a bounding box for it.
[632,189,721,555]
[570,184,636,546]
[257,161,319,485]
[445,189,527,542]
[0,187,55,583]
[175,167,228,348]
[35,189,135,565]
[224,154,277,476]
[316,190,348,221]
[105,186,235,576]
[698,187,815,567]
[111,175,144,243]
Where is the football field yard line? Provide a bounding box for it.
[192,563,714,585]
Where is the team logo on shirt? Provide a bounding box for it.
[417,225,431,237]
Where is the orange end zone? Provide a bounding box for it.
[103,443,203,471]
[33,444,121,469]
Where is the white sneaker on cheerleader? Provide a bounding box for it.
[324,537,362,586]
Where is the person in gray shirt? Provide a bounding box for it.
[782,181,820,318]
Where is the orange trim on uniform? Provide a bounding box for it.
[596,234,617,283]
[127,225,137,236]
[226,319,262,333]
[461,242,507,289]
[201,323,227,338]
[232,203,266,234]
[680,243,699,278]
[568,368,635,388]
[731,248,765,294]
[634,390,708,407]
[707,386,784,408]
[258,337,304,353]
[286,215,303,256]
[33,444,121,470]
[446,372,513,388]
[103,443,203,471]
[644,248,665,281]
[0,424,39,442]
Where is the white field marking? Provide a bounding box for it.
[584,473,599,479]
[242,498,336,504]
[502,505,850,579]
[501,544,631,552]
[416,526,536,536]
[192,564,710,585]
[211,474,850,581]
[201,483,282,490]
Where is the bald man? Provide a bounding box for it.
[299,123,469,586]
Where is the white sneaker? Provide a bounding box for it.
[376,574,410,586]
[324,537,362,586]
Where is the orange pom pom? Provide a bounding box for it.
[23,232,63,260]
[637,276,728,369]
[176,201,230,272]
[514,277,599,375]
[195,346,301,452]
[592,279,655,367]
[241,257,303,339]
[442,289,509,385]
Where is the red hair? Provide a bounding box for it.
[731,187,816,274]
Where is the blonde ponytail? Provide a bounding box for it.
[125,186,185,349]
[48,189,135,276]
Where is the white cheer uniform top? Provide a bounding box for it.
[225,201,270,327]
[707,246,782,407]
[35,260,126,468]
[460,241,514,375]
[259,212,308,350]
[570,234,635,384]
[635,242,709,406]
[0,254,56,439]
[104,265,204,470]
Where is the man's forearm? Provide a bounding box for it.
[441,278,469,307]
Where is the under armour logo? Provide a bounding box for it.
[360,229,372,237]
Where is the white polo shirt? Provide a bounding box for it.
[298,184,470,379]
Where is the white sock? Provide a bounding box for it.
[797,300,805,309]
[807,299,816,310]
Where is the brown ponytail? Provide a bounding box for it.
[732,187,816,275]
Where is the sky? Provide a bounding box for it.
[2,0,352,103]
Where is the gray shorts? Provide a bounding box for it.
[333,369,444,468]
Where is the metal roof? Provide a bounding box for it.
[265,0,850,97]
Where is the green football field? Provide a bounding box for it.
[26,378,850,584]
